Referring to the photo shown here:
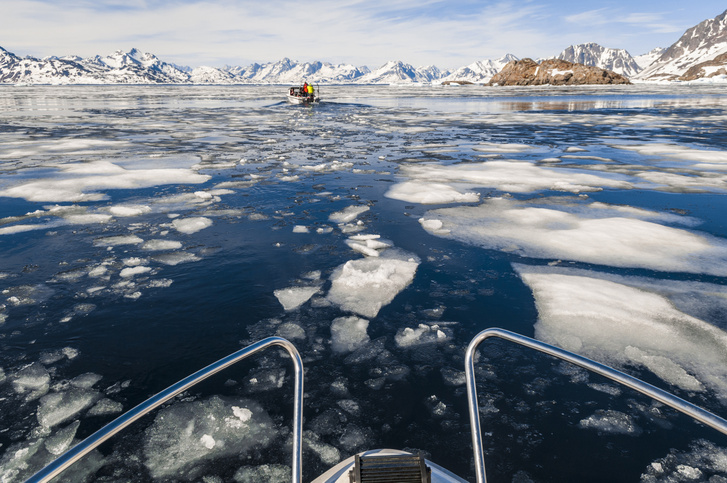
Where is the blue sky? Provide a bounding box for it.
[3,1,726,69]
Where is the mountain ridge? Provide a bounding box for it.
[555,43,641,78]
[2,8,727,85]
[636,8,727,80]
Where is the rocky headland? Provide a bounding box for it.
[489,58,631,86]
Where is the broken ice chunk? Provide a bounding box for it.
[234,464,291,483]
[327,250,419,318]
[274,286,320,311]
[329,205,369,223]
[395,323,450,348]
[87,398,124,417]
[331,316,370,353]
[37,388,101,428]
[172,217,213,234]
[70,373,102,389]
[12,362,50,400]
[579,410,642,436]
[143,396,275,478]
[142,239,184,251]
[275,322,306,341]
[44,420,80,455]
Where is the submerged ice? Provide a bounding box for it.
[143,396,275,479]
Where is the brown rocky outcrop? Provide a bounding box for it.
[678,52,727,80]
[488,58,631,86]
[441,80,474,85]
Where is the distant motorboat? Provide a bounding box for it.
[287,85,320,104]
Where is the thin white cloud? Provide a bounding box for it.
[564,8,611,25]
[3,0,552,68]
[565,8,691,36]
[2,1,725,68]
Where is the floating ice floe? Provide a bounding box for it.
[327,249,419,318]
[514,264,727,400]
[579,410,642,436]
[331,316,370,353]
[234,464,291,483]
[329,205,370,224]
[345,234,392,257]
[119,266,152,278]
[11,362,51,400]
[3,284,54,306]
[274,286,321,311]
[172,217,213,234]
[64,213,113,225]
[44,420,81,456]
[300,160,354,172]
[396,160,632,194]
[151,252,200,265]
[142,239,183,251]
[420,198,727,275]
[395,323,450,348]
[636,171,727,193]
[0,222,64,235]
[385,181,479,204]
[0,138,125,159]
[614,143,727,165]
[303,431,342,466]
[152,191,220,210]
[641,440,727,482]
[70,372,103,389]
[39,347,79,365]
[87,398,124,417]
[472,142,534,153]
[339,221,366,234]
[143,396,275,479]
[93,235,144,247]
[0,160,210,202]
[275,322,306,341]
[107,204,152,217]
[37,388,102,428]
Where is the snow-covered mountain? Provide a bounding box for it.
[95,48,190,83]
[556,43,641,77]
[0,46,190,84]
[189,66,238,84]
[227,58,370,83]
[634,47,666,70]
[440,54,518,84]
[4,7,727,87]
[637,8,727,80]
[355,61,447,84]
[1,47,95,84]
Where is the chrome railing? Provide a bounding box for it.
[465,328,727,483]
[27,337,304,483]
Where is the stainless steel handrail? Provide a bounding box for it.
[27,337,304,483]
[465,328,727,483]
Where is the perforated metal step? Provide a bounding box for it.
[349,453,431,483]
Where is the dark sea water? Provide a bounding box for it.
[1,84,727,482]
